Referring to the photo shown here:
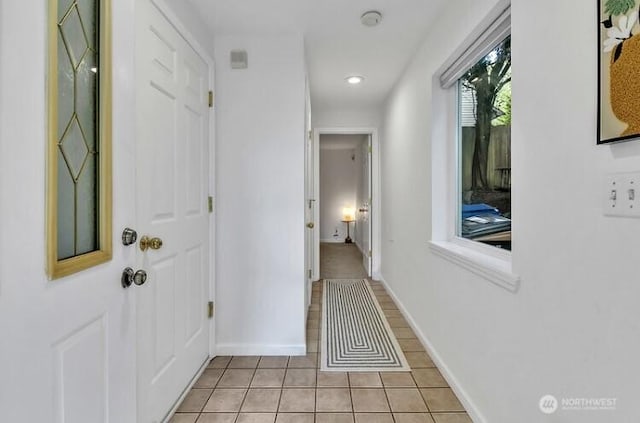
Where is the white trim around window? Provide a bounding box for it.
[439,3,512,89]
[429,0,520,293]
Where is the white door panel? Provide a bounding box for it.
[136,1,211,421]
[53,315,108,423]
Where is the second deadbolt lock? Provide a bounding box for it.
[139,235,163,252]
[122,227,138,246]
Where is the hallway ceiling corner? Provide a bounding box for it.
[186,0,448,118]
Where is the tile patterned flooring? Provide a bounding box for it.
[171,280,472,423]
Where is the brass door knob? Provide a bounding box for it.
[139,235,163,252]
[306,222,315,229]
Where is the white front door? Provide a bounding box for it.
[0,2,138,422]
[135,1,212,421]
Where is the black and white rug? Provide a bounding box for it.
[321,279,410,372]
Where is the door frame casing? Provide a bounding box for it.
[312,127,381,280]
[135,0,216,420]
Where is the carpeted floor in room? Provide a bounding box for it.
[320,243,368,279]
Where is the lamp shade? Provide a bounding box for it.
[342,207,355,221]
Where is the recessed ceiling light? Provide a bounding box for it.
[361,11,382,27]
[346,76,364,85]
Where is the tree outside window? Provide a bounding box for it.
[458,36,512,249]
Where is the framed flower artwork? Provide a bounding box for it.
[599,0,640,144]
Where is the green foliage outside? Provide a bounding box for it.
[462,37,511,190]
[605,0,637,16]
[492,80,511,126]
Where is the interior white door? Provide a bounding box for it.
[312,130,321,281]
[305,129,315,304]
[136,1,211,421]
[364,135,372,275]
[355,135,372,276]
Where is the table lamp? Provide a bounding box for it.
[342,207,355,243]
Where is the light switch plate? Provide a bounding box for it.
[625,173,640,217]
[603,172,640,217]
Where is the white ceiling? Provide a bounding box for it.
[187,0,447,116]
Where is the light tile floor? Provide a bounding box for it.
[171,281,472,423]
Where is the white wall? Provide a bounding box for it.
[319,147,358,242]
[380,0,640,422]
[214,34,307,355]
[313,106,381,129]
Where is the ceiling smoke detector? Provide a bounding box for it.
[360,10,382,27]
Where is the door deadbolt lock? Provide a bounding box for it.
[122,227,138,246]
[139,235,163,252]
[306,222,315,229]
[122,268,148,288]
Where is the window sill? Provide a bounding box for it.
[428,240,521,293]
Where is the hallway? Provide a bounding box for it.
[320,243,368,279]
[2,0,638,420]
[171,247,471,423]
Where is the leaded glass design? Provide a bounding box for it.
[56,0,99,259]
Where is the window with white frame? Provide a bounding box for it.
[441,6,511,250]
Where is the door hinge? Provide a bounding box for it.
[308,269,312,279]
[208,196,214,213]
[368,145,372,153]
[208,301,214,318]
[308,130,312,141]
[208,90,214,108]
[368,250,372,258]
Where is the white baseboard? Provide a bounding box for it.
[378,275,486,423]
[215,343,307,356]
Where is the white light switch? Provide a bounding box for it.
[627,174,640,217]
[604,172,640,217]
[603,175,620,216]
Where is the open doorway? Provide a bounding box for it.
[308,128,380,283]
[319,134,370,278]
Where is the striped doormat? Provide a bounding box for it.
[321,279,410,372]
